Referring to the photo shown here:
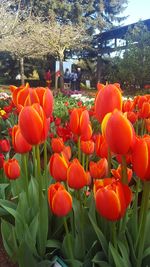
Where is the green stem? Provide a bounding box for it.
[32,146,37,178]
[22,154,29,204]
[121,155,128,184]
[141,119,145,136]
[78,136,81,162]
[63,217,74,264]
[82,152,85,169]
[107,147,111,177]
[35,145,42,202]
[136,182,150,267]
[78,190,85,256]
[112,222,117,250]
[85,155,89,171]
[44,141,48,190]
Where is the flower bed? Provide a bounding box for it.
[0,83,150,267]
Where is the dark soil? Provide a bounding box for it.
[0,236,18,267]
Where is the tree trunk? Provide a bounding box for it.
[59,59,64,90]
[20,57,25,85]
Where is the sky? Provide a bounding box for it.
[122,0,150,26]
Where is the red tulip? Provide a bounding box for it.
[102,110,135,155]
[70,108,90,136]
[132,136,150,181]
[89,158,108,179]
[48,182,72,217]
[95,84,122,123]
[122,99,134,112]
[3,158,20,180]
[126,111,138,124]
[139,102,150,119]
[19,103,49,145]
[0,153,4,169]
[80,140,94,155]
[62,145,72,161]
[49,153,69,182]
[67,158,89,189]
[35,87,54,118]
[111,164,133,183]
[80,123,93,141]
[94,178,132,221]
[0,139,10,153]
[12,125,32,154]
[51,137,64,153]
[95,134,108,158]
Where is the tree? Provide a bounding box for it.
[0,18,46,84]
[107,22,150,89]
[32,18,90,88]
[25,0,128,31]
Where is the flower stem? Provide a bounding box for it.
[78,136,81,162]
[44,141,48,190]
[107,147,111,177]
[85,155,89,171]
[63,217,74,265]
[136,181,150,267]
[22,153,29,204]
[35,145,42,202]
[121,155,128,184]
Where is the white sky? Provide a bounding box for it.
[122,0,150,25]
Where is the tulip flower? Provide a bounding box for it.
[132,136,150,181]
[67,158,89,189]
[35,87,54,118]
[0,139,10,153]
[102,110,135,155]
[80,140,94,155]
[80,123,93,141]
[62,145,72,161]
[111,164,133,183]
[122,99,134,112]
[48,182,72,217]
[19,103,49,145]
[95,84,122,123]
[49,153,69,182]
[89,158,108,179]
[95,134,108,158]
[3,158,20,180]
[139,102,150,119]
[12,125,32,154]
[126,111,138,124]
[51,137,64,153]
[70,108,90,136]
[94,178,132,221]
[0,153,4,169]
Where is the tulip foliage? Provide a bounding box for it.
[0,83,150,267]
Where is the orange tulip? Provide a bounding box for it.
[139,102,150,119]
[94,178,132,221]
[89,158,108,179]
[95,134,108,158]
[122,99,134,112]
[111,164,133,183]
[12,125,32,153]
[12,85,53,118]
[80,123,92,141]
[67,158,89,189]
[62,145,72,161]
[102,110,135,155]
[126,111,138,124]
[132,136,150,181]
[70,108,90,136]
[3,158,20,180]
[51,137,64,153]
[80,140,94,155]
[19,103,49,145]
[49,153,69,182]
[48,182,72,217]
[95,84,122,123]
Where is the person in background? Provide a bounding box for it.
[44,69,51,88]
[71,69,78,91]
[76,67,82,91]
[64,68,71,84]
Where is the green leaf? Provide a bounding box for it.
[92,251,107,264]
[89,212,108,258]
[46,239,61,249]
[0,183,9,199]
[18,241,37,267]
[117,241,132,267]
[1,219,18,260]
[109,243,126,267]
[143,246,150,259]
